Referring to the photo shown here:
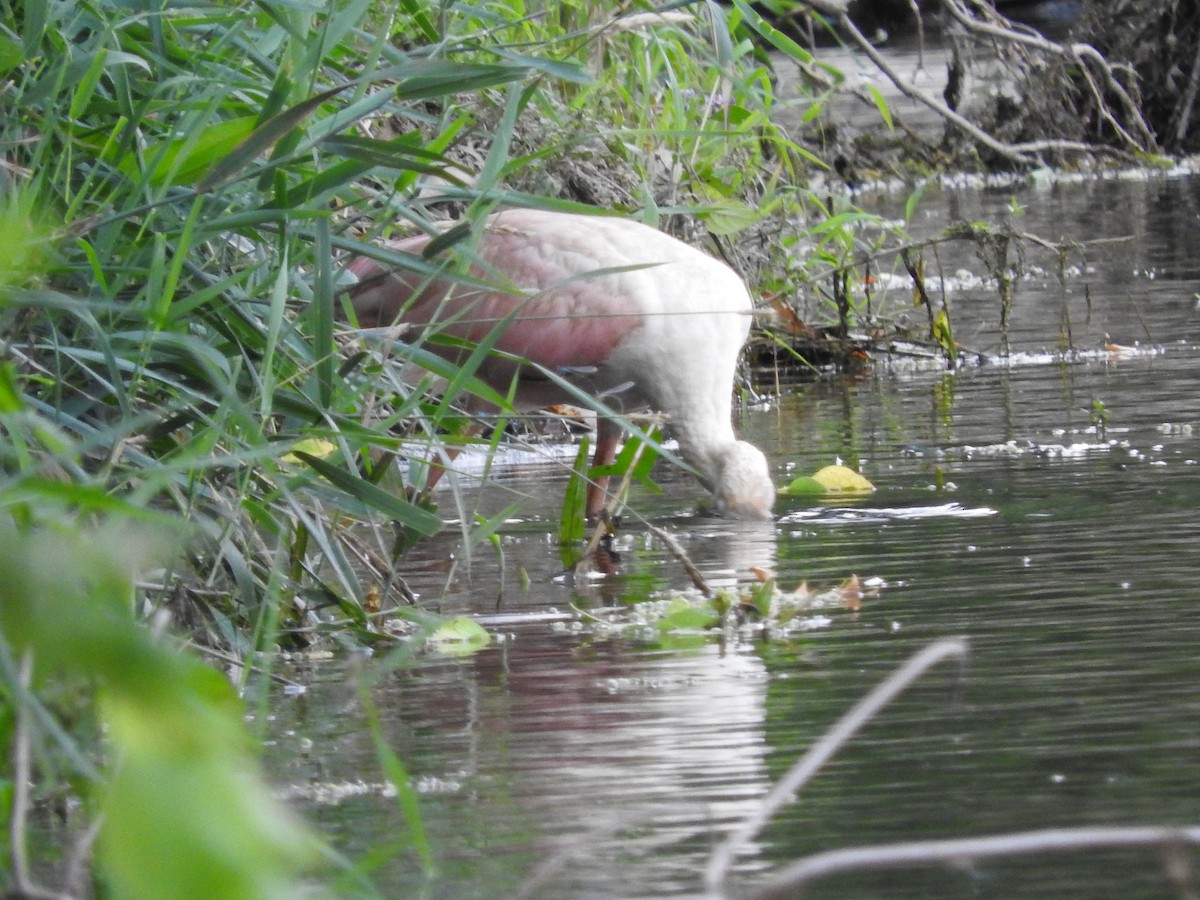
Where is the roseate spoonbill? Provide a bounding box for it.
[345,208,775,520]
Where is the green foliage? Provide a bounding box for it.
[589,426,664,494]
[425,615,492,656]
[1090,397,1110,437]
[559,436,592,544]
[0,189,52,299]
[0,523,317,899]
[0,0,820,638]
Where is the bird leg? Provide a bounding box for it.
[585,417,623,522]
[416,414,620,522]
[411,419,483,501]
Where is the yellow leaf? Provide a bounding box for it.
[811,464,875,493]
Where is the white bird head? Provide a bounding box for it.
[712,441,775,519]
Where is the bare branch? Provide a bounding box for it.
[832,11,1097,162]
[8,652,80,900]
[750,825,1200,899]
[704,638,970,894]
[1173,37,1200,147]
[646,522,712,597]
[940,0,1155,151]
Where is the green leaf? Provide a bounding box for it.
[322,134,461,176]
[490,48,593,85]
[0,525,317,899]
[698,195,762,236]
[560,436,591,544]
[904,181,928,224]
[0,361,22,412]
[0,477,174,519]
[394,62,530,100]
[933,308,955,355]
[312,217,335,408]
[811,465,874,493]
[0,34,24,73]
[397,0,439,42]
[867,83,894,131]
[748,577,775,617]
[777,476,824,496]
[731,0,814,64]
[125,116,257,187]
[360,682,435,875]
[588,427,662,491]
[656,598,720,633]
[296,451,442,536]
[781,465,875,496]
[102,690,315,900]
[196,83,353,191]
[426,616,491,656]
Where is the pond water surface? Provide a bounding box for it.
[262,171,1200,898]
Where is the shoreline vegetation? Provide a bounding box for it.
[2,1,1198,895]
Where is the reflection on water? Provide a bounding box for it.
[262,174,1200,898]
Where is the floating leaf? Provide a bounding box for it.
[778,475,824,496]
[780,464,875,495]
[656,598,720,633]
[426,616,491,656]
[812,464,875,492]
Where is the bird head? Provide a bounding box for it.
[712,442,775,519]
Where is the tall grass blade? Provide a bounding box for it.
[295,451,442,536]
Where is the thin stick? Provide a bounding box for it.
[750,825,1200,899]
[8,651,77,900]
[704,637,969,895]
[63,816,103,899]
[9,651,36,894]
[1173,38,1200,147]
[834,7,1113,162]
[938,0,1154,150]
[645,522,712,597]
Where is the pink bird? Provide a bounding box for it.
[345,208,775,521]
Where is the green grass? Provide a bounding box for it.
[0,0,839,644]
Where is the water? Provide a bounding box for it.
[261,172,1200,898]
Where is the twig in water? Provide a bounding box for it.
[749,825,1200,899]
[645,522,712,598]
[704,637,970,896]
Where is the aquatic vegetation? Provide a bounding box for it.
[569,572,878,645]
